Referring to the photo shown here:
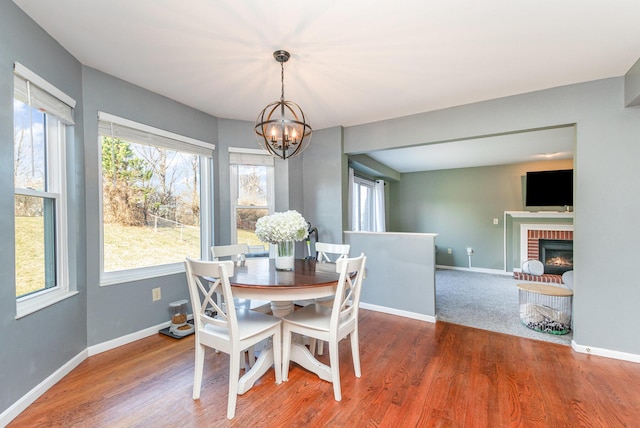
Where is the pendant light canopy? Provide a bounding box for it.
[255,50,312,160]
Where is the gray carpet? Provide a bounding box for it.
[435,268,572,346]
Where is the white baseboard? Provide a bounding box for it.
[360,302,437,323]
[88,320,171,356]
[436,264,512,276]
[572,340,640,364]
[0,349,87,427]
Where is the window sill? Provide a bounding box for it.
[16,289,79,319]
[100,262,185,287]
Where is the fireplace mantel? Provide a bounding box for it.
[505,210,573,219]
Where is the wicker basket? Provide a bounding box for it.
[518,284,572,335]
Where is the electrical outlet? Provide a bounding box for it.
[466,247,474,255]
[493,218,499,225]
[447,248,452,254]
[152,287,161,301]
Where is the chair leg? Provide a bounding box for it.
[282,325,292,382]
[193,343,205,399]
[317,340,324,355]
[272,327,283,384]
[350,331,361,378]
[328,340,342,401]
[227,351,241,419]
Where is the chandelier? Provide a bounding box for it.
[255,50,312,160]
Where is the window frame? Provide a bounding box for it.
[13,63,76,318]
[353,175,375,232]
[97,112,214,286]
[229,148,275,249]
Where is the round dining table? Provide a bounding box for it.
[230,257,340,317]
[228,257,341,394]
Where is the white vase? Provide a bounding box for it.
[275,240,295,271]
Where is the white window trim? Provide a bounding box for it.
[14,62,76,108]
[98,112,214,153]
[353,175,375,232]
[16,289,79,319]
[229,147,270,155]
[14,65,75,317]
[98,114,214,286]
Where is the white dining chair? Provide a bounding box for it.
[282,253,366,402]
[303,242,351,355]
[184,258,282,420]
[212,244,271,313]
[211,243,250,262]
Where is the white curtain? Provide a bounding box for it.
[373,179,386,232]
[348,167,357,231]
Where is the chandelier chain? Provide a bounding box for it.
[280,61,285,102]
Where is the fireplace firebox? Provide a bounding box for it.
[539,239,573,275]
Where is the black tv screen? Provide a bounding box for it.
[525,169,573,207]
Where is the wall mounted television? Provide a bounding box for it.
[525,169,573,208]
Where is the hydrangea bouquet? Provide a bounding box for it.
[255,210,309,244]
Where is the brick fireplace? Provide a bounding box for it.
[514,225,573,284]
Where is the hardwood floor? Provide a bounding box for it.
[9,310,640,427]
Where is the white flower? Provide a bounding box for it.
[255,210,309,244]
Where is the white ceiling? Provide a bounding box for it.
[13,0,640,171]
[367,126,575,173]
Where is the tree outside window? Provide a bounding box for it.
[101,137,202,272]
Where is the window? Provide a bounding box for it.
[352,175,374,231]
[13,63,76,317]
[98,113,214,284]
[229,149,274,254]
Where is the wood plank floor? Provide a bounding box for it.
[9,310,640,427]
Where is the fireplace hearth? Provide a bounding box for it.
[539,239,573,275]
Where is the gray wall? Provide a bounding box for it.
[389,158,573,269]
[81,67,219,346]
[625,57,640,107]
[345,77,640,356]
[302,126,346,246]
[345,232,437,317]
[0,2,87,413]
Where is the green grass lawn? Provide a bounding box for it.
[15,216,268,296]
[15,217,46,297]
[237,229,270,252]
[103,223,202,271]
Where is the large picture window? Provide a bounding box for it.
[99,113,213,283]
[13,63,75,317]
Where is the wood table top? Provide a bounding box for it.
[229,258,341,289]
[517,282,573,296]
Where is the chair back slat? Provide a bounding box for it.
[211,244,250,262]
[316,242,350,263]
[185,258,238,336]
